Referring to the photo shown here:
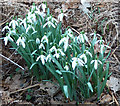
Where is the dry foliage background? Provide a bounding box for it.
[0,0,120,105]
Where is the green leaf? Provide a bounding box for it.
[100,62,109,94]
[56,70,62,75]
[87,82,93,92]
[63,85,69,98]
[31,50,37,56]
[15,68,21,72]
[26,94,32,100]
[30,62,37,70]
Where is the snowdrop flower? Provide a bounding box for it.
[58,49,65,56]
[27,13,36,23]
[39,3,47,12]
[43,21,56,28]
[91,59,102,70]
[36,38,40,44]
[53,52,60,59]
[59,37,69,52]
[35,11,46,18]
[90,33,101,37]
[58,13,64,22]
[81,0,91,8]
[9,20,18,29]
[77,33,88,43]
[100,44,111,55]
[79,54,87,63]
[95,40,104,45]
[20,19,27,29]
[50,46,57,53]
[36,55,46,65]
[2,26,10,32]
[26,25,35,33]
[64,64,69,71]
[67,28,74,39]
[81,0,91,14]
[46,54,52,62]
[41,35,48,44]
[39,43,45,50]
[53,49,65,59]
[31,5,36,12]
[47,16,58,24]
[4,35,13,45]
[84,50,92,57]
[16,37,26,48]
[72,57,85,70]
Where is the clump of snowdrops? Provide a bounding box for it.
[2,3,111,101]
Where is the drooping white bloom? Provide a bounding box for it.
[16,37,26,48]
[4,35,13,45]
[64,65,69,71]
[35,11,46,18]
[67,28,74,39]
[90,33,101,37]
[31,5,36,12]
[50,46,57,53]
[39,3,47,12]
[81,0,91,8]
[46,54,52,62]
[26,25,35,33]
[39,43,45,50]
[79,54,87,63]
[36,55,46,65]
[72,57,85,70]
[58,49,65,56]
[9,20,18,29]
[58,13,64,22]
[95,40,104,45]
[53,52,60,59]
[20,19,27,29]
[91,59,102,70]
[59,37,69,52]
[41,35,48,44]
[84,50,92,57]
[100,44,111,55]
[36,38,40,44]
[81,0,91,14]
[26,12,36,23]
[43,21,56,28]
[2,26,10,32]
[77,33,88,43]
[47,16,58,24]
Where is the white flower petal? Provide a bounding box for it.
[9,20,18,29]
[91,60,94,64]
[58,13,64,22]
[94,60,98,70]
[41,36,48,44]
[72,60,77,70]
[2,26,10,32]
[98,60,102,64]
[64,65,69,71]
[39,43,45,50]
[36,38,40,44]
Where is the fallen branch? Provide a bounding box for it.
[10,83,40,95]
[0,53,25,71]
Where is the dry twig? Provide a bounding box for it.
[0,53,25,71]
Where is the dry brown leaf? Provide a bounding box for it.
[55,8,61,13]
[9,74,24,92]
[107,76,120,93]
[100,94,112,104]
[62,3,69,13]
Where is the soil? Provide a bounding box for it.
[0,1,120,105]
